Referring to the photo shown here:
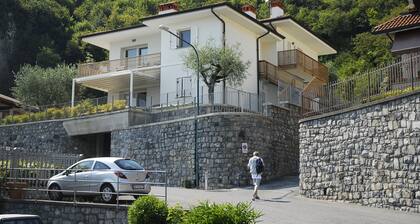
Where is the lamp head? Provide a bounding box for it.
[159,25,170,31]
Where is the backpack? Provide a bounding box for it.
[256,158,264,174]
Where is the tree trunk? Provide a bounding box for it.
[208,84,215,105]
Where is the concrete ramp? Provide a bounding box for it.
[63,109,150,136]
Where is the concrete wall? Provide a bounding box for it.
[299,92,420,212]
[111,105,300,189]
[0,200,127,224]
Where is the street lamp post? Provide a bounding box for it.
[159,25,200,188]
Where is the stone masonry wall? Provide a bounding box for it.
[0,200,127,224]
[0,120,95,156]
[111,105,300,189]
[299,93,420,212]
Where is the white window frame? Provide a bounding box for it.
[176,76,192,98]
[121,44,149,58]
[177,29,191,49]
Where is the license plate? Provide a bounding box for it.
[132,184,144,190]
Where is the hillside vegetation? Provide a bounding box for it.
[0,0,408,95]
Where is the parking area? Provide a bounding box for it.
[151,177,420,224]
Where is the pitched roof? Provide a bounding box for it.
[372,13,420,34]
[81,2,284,39]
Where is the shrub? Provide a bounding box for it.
[167,205,186,224]
[183,202,262,224]
[128,196,168,224]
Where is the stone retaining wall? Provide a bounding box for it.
[112,105,300,189]
[0,120,95,156]
[0,200,127,224]
[299,92,420,212]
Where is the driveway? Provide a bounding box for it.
[151,177,420,224]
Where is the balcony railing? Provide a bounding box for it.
[77,53,161,78]
[278,49,328,82]
[258,60,305,89]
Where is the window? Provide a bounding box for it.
[69,160,94,173]
[176,76,192,98]
[136,92,147,107]
[115,159,144,170]
[177,30,191,48]
[93,161,111,170]
[124,46,149,58]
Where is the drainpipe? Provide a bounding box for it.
[211,8,227,103]
[257,31,270,111]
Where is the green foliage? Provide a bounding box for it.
[183,41,250,102]
[128,195,168,224]
[167,205,186,224]
[12,64,77,106]
[183,201,262,224]
[0,100,126,125]
[0,0,410,96]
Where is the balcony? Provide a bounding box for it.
[258,60,305,89]
[77,53,161,78]
[278,49,328,82]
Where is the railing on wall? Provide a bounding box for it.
[78,53,161,78]
[278,49,329,82]
[302,53,420,117]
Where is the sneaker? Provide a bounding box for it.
[255,196,260,200]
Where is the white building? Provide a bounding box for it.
[73,1,336,110]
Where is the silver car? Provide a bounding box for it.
[47,157,151,203]
[0,214,42,224]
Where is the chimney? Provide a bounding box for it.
[242,4,257,18]
[408,0,420,13]
[158,2,179,15]
[270,0,285,18]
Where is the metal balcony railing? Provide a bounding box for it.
[78,53,161,78]
[278,49,329,82]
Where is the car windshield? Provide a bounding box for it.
[115,159,144,170]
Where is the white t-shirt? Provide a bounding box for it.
[248,156,264,179]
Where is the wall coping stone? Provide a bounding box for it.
[119,111,272,131]
[299,90,420,123]
[0,199,129,209]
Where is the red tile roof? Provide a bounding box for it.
[372,13,420,34]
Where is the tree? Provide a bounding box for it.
[12,64,77,106]
[183,42,250,103]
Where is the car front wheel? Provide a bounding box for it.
[48,184,63,201]
[100,184,116,203]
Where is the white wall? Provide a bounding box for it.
[224,16,258,94]
[276,34,319,61]
[159,16,224,104]
[261,40,278,66]
[109,33,161,60]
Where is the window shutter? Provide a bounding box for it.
[176,78,181,97]
[193,26,199,44]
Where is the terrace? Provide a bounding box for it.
[278,49,329,83]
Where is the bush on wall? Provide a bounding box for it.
[0,100,127,125]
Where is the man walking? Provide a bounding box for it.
[248,151,264,201]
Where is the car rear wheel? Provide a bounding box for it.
[100,184,116,203]
[48,184,63,201]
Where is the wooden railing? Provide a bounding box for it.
[77,53,161,78]
[258,60,305,89]
[278,49,329,82]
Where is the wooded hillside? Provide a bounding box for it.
[0,0,408,95]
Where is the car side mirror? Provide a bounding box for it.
[64,170,70,176]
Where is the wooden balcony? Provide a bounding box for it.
[78,53,161,78]
[278,49,328,82]
[258,60,305,89]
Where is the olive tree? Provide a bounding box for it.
[12,64,77,106]
[183,41,250,103]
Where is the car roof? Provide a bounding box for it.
[0,214,40,220]
[80,157,125,163]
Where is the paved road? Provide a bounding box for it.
[151,177,420,224]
